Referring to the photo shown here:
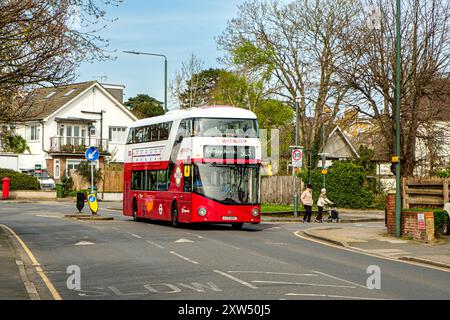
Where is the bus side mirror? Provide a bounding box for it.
[177,136,183,143]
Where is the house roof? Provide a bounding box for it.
[21,81,137,122]
[323,126,360,159]
[23,81,97,121]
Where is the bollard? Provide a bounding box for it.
[2,177,10,200]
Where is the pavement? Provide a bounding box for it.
[0,201,449,300]
[301,225,450,270]
[0,226,30,300]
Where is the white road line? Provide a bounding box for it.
[249,252,288,265]
[213,270,258,289]
[169,251,199,265]
[34,215,61,219]
[285,293,386,300]
[127,232,142,239]
[294,230,450,273]
[146,240,164,249]
[228,271,317,277]
[251,280,356,289]
[312,271,366,289]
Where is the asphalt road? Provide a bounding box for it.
[0,201,449,300]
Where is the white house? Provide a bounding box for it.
[1,81,138,180]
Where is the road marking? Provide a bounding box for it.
[228,271,317,277]
[127,232,142,239]
[75,241,94,246]
[312,271,367,289]
[175,238,194,243]
[169,251,199,265]
[213,270,258,289]
[0,224,62,300]
[285,293,386,300]
[293,230,450,273]
[146,240,164,249]
[251,280,356,289]
[184,232,204,239]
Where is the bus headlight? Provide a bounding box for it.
[252,208,259,217]
[198,207,207,217]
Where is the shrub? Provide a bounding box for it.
[300,162,375,209]
[0,168,39,190]
[434,210,448,236]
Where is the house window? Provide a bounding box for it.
[67,159,82,176]
[109,127,127,143]
[26,124,41,141]
[54,160,60,179]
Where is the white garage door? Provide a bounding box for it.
[0,154,19,171]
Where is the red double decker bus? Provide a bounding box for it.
[123,106,261,229]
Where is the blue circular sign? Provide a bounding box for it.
[85,147,99,161]
[89,195,96,202]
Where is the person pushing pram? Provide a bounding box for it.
[315,188,338,223]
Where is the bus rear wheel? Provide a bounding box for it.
[231,222,244,230]
[171,202,180,228]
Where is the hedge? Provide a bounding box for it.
[434,210,448,236]
[0,168,40,191]
[300,162,375,209]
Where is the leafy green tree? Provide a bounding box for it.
[75,161,103,186]
[125,94,164,119]
[0,130,30,154]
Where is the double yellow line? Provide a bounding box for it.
[1,224,62,300]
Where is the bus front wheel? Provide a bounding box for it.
[171,202,180,228]
[231,222,244,230]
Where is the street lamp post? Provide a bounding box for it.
[395,0,402,238]
[123,50,168,112]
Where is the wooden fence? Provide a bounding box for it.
[402,177,450,209]
[261,175,301,205]
[70,168,124,193]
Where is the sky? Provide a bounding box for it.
[76,0,244,109]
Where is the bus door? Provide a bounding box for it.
[180,163,193,223]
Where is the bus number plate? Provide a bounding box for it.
[222,216,238,221]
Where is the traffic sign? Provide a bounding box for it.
[291,148,303,168]
[85,147,99,162]
[87,193,98,215]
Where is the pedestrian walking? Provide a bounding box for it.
[301,184,313,223]
[316,188,333,223]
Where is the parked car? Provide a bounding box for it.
[22,169,56,190]
[443,203,450,235]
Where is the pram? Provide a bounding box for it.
[325,205,340,223]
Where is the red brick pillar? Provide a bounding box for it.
[386,193,396,236]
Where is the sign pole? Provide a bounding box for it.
[91,162,94,194]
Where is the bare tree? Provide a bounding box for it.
[170,54,206,109]
[338,0,450,176]
[0,0,121,123]
[217,0,361,167]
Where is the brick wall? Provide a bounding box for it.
[386,194,435,241]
